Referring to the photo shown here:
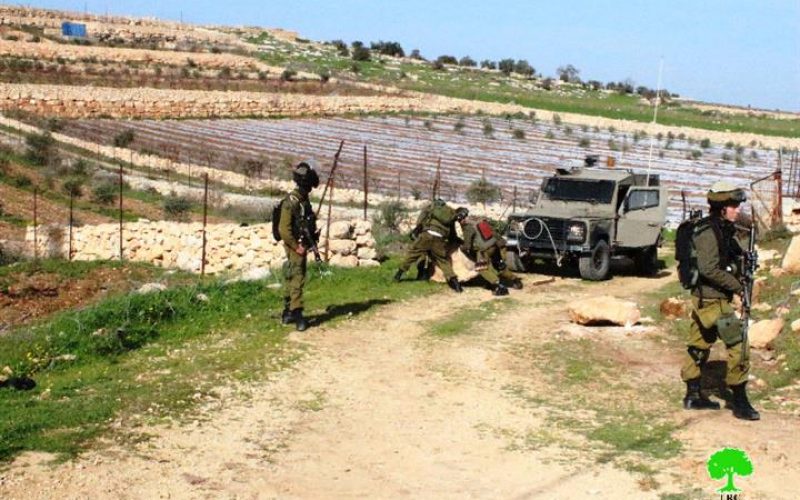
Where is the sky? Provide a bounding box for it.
[11,0,800,112]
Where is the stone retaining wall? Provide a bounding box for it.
[24,219,380,275]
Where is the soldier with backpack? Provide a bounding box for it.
[394,200,467,292]
[676,181,760,420]
[274,160,320,331]
[458,216,523,296]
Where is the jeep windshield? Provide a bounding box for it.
[541,178,615,203]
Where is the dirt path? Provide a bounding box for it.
[1,272,799,499]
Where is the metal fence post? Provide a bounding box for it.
[68,191,74,261]
[118,163,124,261]
[363,145,368,220]
[201,173,209,276]
[33,187,38,261]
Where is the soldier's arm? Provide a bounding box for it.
[460,224,475,253]
[414,203,431,229]
[695,228,744,293]
[278,199,301,250]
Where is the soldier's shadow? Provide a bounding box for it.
[312,299,393,325]
[702,360,734,407]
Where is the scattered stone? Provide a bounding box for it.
[328,254,359,268]
[753,378,768,388]
[137,283,167,294]
[758,249,780,262]
[752,302,773,312]
[568,297,641,327]
[792,318,800,333]
[328,239,357,256]
[237,267,271,282]
[770,267,787,278]
[749,318,784,349]
[659,297,687,319]
[356,246,378,261]
[781,235,800,272]
[357,259,380,267]
[195,293,209,303]
[757,350,776,361]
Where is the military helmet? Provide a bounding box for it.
[454,207,469,222]
[293,160,320,189]
[707,180,746,205]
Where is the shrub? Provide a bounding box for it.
[545,130,555,140]
[453,118,466,133]
[459,56,476,67]
[436,55,458,66]
[92,182,117,205]
[578,138,591,148]
[373,200,406,233]
[163,194,194,221]
[512,129,525,140]
[62,177,84,198]
[331,39,349,57]
[689,150,702,160]
[552,114,562,126]
[280,68,296,81]
[25,132,57,166]
[498,58,514,75]
[113,129,135,148]
[513,59,534,77]
[700,138,711,149]
[725,141,735,149]
[370,40,404,57]
[564,126,573,136]
[351,43,371,61]
[480,60,496,70]
[482,120,494,138]
[466,177,501,205]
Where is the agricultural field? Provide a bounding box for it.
[61,114,787,222]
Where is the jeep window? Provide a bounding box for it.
[542,178,615,203]
[625,189,659,211]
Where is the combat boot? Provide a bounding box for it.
[447,277,463,293]
[281,298,292,325]
[492,283,509,296]
[393,270,404,282]
[682,378,720,410]
[291,308,309,332]
[511,278,523,290]
[730,382,760,420]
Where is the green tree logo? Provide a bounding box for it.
[707,447,753,493]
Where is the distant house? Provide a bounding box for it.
[61,22,87,38]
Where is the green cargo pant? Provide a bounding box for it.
[680,297,749,386]
[474,246,518,285]
[399,232,455,280]
[283,244,307,311]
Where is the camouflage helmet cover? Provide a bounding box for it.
[707,180,746,205]
[293,159,320,189]
[454,207,469,221]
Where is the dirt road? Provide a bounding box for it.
[2,271,798,499]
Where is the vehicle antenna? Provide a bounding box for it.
[645,58,664,185]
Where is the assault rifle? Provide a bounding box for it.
[300,214,322,263]
[739,224,758,364]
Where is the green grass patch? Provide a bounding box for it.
[588,410,683,460]
[0,258,439,461]
[428,297,517,337]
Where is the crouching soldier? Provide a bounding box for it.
[394,200,467,293]
[680,181,759,420]
[458,217,523,296]
[277,160,320,331]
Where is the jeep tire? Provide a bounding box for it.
[634,245,658,276]
[579,240,610,281]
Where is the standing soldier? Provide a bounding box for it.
[394,200,467,293]
[458,217,523,296]
[278,160,320,331]
[680,181,759,420]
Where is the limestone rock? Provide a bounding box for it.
[328,239,357,256]
[137,283,167,294]
[328,221,352,239]
[791,318,800,333]
[770,267,787,278]
[749,318,784,350]
[358,259,380,267]
[781,235,800,272]
[238,267,271,282]
[568,297,641,327]
[430,249,479,283]
[329,254,359,268]
[353,220,372,236]
[357,246,378,261]
[356,233,375,247]
[758,249,780,262]
[659,297,687,319]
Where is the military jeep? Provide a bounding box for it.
[504,158,668,280]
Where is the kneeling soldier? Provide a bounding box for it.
[394,200,466,293]
[458,217,523,296]
[681,181,759,420]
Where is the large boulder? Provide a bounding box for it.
[353,219,372,236]
[328,239,357,256]
[357,246,378,261]
[781,235,800,273]
[430,249,479,283]
[329,254,359,268]
[569,297,641,327]
[749,318,784,349]
[328,221,352,239]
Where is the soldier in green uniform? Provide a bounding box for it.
[681,181,759,420]
[458,217,523,296]
[278,161,320,331]
[394,200,467,292]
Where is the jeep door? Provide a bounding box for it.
[616,187,668,248]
